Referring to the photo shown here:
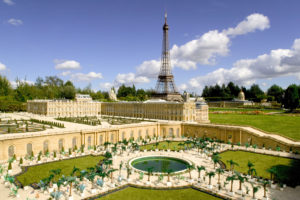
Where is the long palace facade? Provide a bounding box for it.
[27,95,209,123]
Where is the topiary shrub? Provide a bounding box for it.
[8,162,12,170]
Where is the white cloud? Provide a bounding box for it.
[224,13,270,37]
[115,73,150,86]
[134,13,270,81]
[71,72,103,82]
[10,80,34,89]
[3,0,14,6]
[59,71,72,76]
[54,60,81,70]
[7,18,23,26]
[182,38,300,92]
[0,62,7,71]
[136,60,161,78]
[100,82,113,91]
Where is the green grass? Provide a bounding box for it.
[219,151,300,186]
[210,113,300,140]
[16,155,105,186]
[209,108,283,113]
[96,187,222,200]
[140,141,192,151]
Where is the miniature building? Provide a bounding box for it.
[27,94,101,117]
[101,98,209,123]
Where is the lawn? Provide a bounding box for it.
[140,141,192,151]
[16,155,105,186]
[219,150,300,186]
[96,187,222,200]
[210,113,300,140]
[209,108,283,113]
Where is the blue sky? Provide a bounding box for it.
[0,0,300,94]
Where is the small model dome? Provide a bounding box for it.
[237,90,245,101]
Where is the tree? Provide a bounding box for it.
[61,81,76,99]
[226,174,237,192]
[147,167,153,182]
[206,171,215,186]
[248,84,266,102]
[212,154,221,169]
[267,84,284,103]
[266,167,277,182]
[227,160,239,171]
[186,164,195,179]
[0,75,12,96]
[283,84,299,111]
[66,176,77,197]
[251,183,261,199]
[216,168,224,184]
[86,170,97,189]
[197,166,206,180]
[235,171,247,191]
[126,163,132,179]
[107,169,117,183]
[166,169,173,182]
[247,161,254,172]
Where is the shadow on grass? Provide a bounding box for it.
[272,159,300,187]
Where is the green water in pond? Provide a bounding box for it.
[131,156,189,173]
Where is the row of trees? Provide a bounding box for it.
[202,82,300,110]
[0,74,299,111]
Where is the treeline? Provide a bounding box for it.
[202,82,300,110]
[0,75,152,112]
[117,84,152,101]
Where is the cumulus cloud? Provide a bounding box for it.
[182,38,300,92]
[100,82,114,91]
[115,73,150,86]
[7,18,23,26]
[54,60,81,70]
[10,80,34,89]
[71,72,103,82]
[0,62,7,71]
[59,71,72,76]
[224,13,270,37]
[3,0,14,5]
[130,13,270,84]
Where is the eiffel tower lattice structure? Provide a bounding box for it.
[153,13,183,102]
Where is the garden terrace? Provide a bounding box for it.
[93,187,223,200]
[209,113,300,140]
[101,116,149,125]
[0,119,55,134]
[16,155,105,186]
[139,141,194,151]
[219,150,300,186]
[56,116,102,126]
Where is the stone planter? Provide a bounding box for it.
[48,187,54,193]
[81,192,85,197]
[271,184,276,189]
[68,196,73,200]
[146,181,151,185]
[236,189,243,195]
[91,189,97,194]
[167,149,170,152]
[227,191,235,196]
[8,170,12,174]
[207,185,213,190]
[24,186,30,191]
[262,197,269,200]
